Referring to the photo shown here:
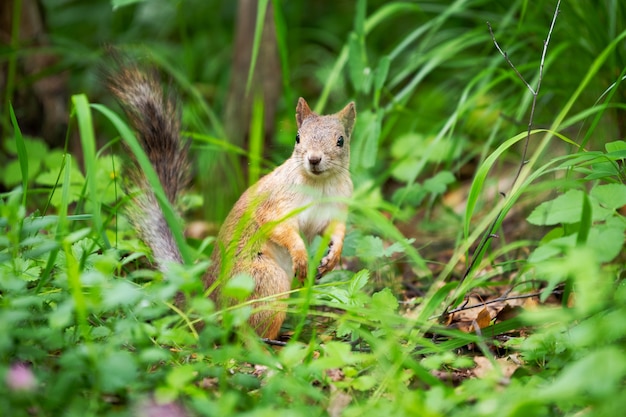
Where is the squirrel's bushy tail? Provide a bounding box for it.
[108,61,189,269]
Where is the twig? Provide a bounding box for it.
[444,291,550,317]
[445,2,562,316]
[486,23,536,96]
[489,0,561,185]
[261,338,287,347]
[432,280,553,319]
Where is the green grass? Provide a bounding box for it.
[1,0,626,416]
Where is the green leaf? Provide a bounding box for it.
[348,269,370,294]
[527,190,589,225]
[382,238,414,257]
[91,326,112,339]
[102,281,141,309]
[587,221,625,263]
[528,234,575,263]
[353,375,377,391]
[222,273,255,300]
[423,171,456,195]
[311,341,363,370]
[97,351,138,392]
[166,364,197,389]
[590,183,626,210]
[12,258,41,282]
[529,222,624,264]
[356,235,384,262]
[605,140,626,153]
[371,288,399,315]
[538,347,626,400]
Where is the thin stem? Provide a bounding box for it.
[445,2,561,315]
[487,22,535,95]
[490,1,561,186]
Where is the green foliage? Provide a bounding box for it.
[2,0,626,416]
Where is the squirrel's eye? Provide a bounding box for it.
[337,136,344,147]
[296,132,300,144]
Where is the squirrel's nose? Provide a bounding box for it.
[308,155,322,166]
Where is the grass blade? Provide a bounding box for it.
[246,0,270,94]
[9,104,28,206]
[72,94,110,249]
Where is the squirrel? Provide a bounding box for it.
[108,63,356,340]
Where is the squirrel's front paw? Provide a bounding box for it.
[293,253,308,283]
[317,250,340,278]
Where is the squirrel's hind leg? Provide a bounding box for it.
[247,254,293,340]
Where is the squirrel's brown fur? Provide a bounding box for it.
[109,63,355,339]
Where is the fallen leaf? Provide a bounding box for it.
[327,385,351,417]
[495,304,521,322]
[475,308,492,329]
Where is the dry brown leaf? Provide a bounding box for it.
[475,308,492,329]
[472,356,521,381]
[523,297,539,309]
[472,356,493,379]
[327,385,351,417]
[494,304,521,322]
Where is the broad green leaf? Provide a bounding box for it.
[356,235,384,262]
[587,221,625,263]
[103,281,141,308]
[353,375,377,391]
[311,341,364,370]
[97,351,138,392]
[166,364,197,389]
[371,288,399,315]
[527,189,612,225]
[538,347,626,400]
[423,171,456,195]
[348,269,370,293]
[529,223,624,264]
[382,238,414,257]
[590,183,626,210]
[605,140,626,153]
[91,326,112,339]
[222,273,255,300]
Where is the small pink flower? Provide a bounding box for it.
[6,363,37,392]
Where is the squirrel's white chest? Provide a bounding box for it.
[298,201,337,240]
[295,184,347,241]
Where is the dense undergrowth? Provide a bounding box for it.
[1,0,626,416]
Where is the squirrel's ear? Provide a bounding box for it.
[296,97,313,128]
[337,102,356,136]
